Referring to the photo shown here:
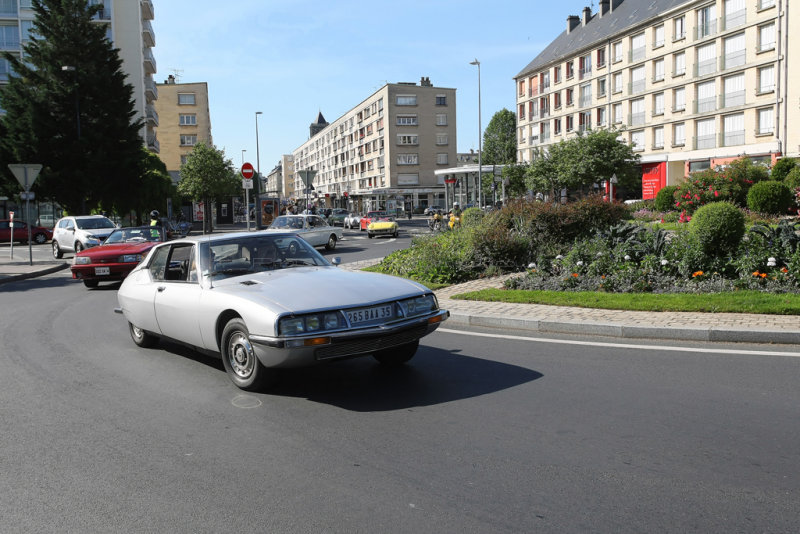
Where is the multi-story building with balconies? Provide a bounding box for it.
[0,0,159,152]
[515,0,798,198]
[291,77,457,213]
[265,154,296,201]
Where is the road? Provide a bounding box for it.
[1,264,799,532]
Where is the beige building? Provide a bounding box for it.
[515,0,797,198]
[153,76,212,174]
[291,78,457,212]
[0,0,159,150]
[264,154,296,201]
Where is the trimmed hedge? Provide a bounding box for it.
[654,185,678,212]
[689,202,745,257]
[746,180,793,215]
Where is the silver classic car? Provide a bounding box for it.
[115,232,448,390]
[265,214,343,250]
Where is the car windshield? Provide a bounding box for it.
[104,226,164,244]
[201,235,330,280]
[269,216,304,230]
[76,217,116,230]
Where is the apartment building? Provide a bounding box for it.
[154,76,212,176]
[264,154,296,201]
[515,0,797,198]
[0,0,158,151]
[291,78,457,212]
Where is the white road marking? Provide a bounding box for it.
[436,328,800,358]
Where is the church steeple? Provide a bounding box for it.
[310,111,328,138]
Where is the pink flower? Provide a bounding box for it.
[714,191,719,197]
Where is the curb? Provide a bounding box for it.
[0,262,70,286]
[445,311,800,345]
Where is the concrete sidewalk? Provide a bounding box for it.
[4,234,800,346]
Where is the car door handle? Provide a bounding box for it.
[157,286,166,292]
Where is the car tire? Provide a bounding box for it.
[221,318,268,391]
[75,241,84,253]
[373,340,419,366]
[393,230,399,238]
[325,235,337,250]
[368,233,373,239]
[53,240,63,259]
[33,232,48,245]
[83,279,99,288]
[129,322,158,348]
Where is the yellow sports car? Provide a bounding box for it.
[367,216,399,239]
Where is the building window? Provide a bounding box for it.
[722,73,745,107]
[566,115,574,132]
[696,43,716,76]
[630,98,645,126]
[630,130,645,151]
[566,61,574,79]
[722,113,745,146]
[673,86,686,112]
[758,23,776,52]
[758,0,775,8]
[758,65,775,93]
[674,15,686,41]
[597,107,606,126]
[673,122,686,146]
[630,65,645,94]
[597,77,606,97]
[695,118,716,149]
[597,48,606,68]
[579,54,591,79]
[653,92,664,116]
[554,118,562,135]
[689,160,711,173]
[630,32,646,62]
[435,94,447,106]
[180,135,197,146]
[436,133,448,145]
[397,154,419,165]
[696,80,716,113]
[436,113,447,126]
[696,5,717,39]
[518,80,525,96]
[723,33,746,69]
[396,115,418,126]
[553,65,561,84]
[757,107,774,134]
[437,153,448,165]
[396,134,418,145]
[566,88,574,106]
[612,41,623,63]
[653,126,664,149]
[723,0,747,30]
[179,114,196,126]
[612,72,623,94]
[579,83,592,107]
[673,51,686,76]
[396,95,417,106]
[653,58,665,82]
[554,92,562,109]
[653,25,665,48]
[613,102,623,124]
[178,93,196,105]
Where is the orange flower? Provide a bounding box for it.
[781,267,789,273]
[760,273,767,278]
[572,273,579,278]
[601,275,606,279]
[692,271,704,277]
[752,271,760,277]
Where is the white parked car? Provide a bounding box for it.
[343,212,362,230]
[115,232,448,390]
[265,214,343,250]
[52,215,117,258]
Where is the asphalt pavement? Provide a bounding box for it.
[3,221,800,345]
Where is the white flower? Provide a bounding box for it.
[661,259,669,266]
[576,261,584,266]
[767,259,777,267]
[527,262,536,269]
[556,255,564,260]
[596,252,603,257]
[624,255,631,261]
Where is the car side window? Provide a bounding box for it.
[165,244,193,282]
[148,246,171,281]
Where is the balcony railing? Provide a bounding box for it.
[693,134,716,150]
[0,37,20,50]
[721,9,746,31]
[579,66,592,80]
[695,20,717,40]
[695,59,716,77]
[628,112,646,127]
[628,80,646,95]
[720,90,745,108]
[629,47,646,63]
[141,0,154,20]
[695,97,716,114]
[721,130,745,147]
[721,50,745,70]
[579,96,592,107]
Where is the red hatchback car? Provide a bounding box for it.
[71,226,166,288]
[0,219,53,244]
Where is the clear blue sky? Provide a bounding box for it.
[152,0,591,173]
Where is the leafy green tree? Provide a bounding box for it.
[0,0,144,214]
[499,163,529,200]
[526,129,640,198]
[771,157,797,182]
[482,109,517,165]
[177,143,239,233]
[128,147,175,222]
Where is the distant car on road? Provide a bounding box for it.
[326,208,349,226]
[424,206,444,216]
[359,210,388,232]
[0,219,52,245]
[343,212,362,230]
[52,215,117,258]
[367,216,399,239]
[71,226,167,288]
[265,214,343,250]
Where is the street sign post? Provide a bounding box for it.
[298,170,317,212]
[241,162,255,230]
[8,164,42,265]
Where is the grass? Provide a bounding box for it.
[451,288,800,315]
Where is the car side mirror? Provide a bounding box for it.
[331,257,341,266]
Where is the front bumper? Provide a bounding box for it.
[71,262,136,281]
[248,309,449,368]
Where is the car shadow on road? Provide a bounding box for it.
[264,347,543,412]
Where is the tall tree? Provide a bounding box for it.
[177,143,239,234]
[481,109,517,166]
[0,0,144,214]
[526,129,640,198]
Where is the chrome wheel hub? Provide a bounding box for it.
[228,332,254,379]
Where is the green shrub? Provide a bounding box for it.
[771,157,797,182]
[784,167,800,192]
[376,230,479,284]
[460,206,484,228]
[746,180,793,215]
[654,185,678,212]
[689,202,745,257]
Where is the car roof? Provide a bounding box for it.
[174,230,301,245]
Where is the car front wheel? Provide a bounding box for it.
[53,240,63,259]
[75,241,84,253]
[33,232,48,244]
[221,318,268,391]
[83,279,99,288]
[129,322,158,348]
[373,340,419,366]
[325,235,337,250]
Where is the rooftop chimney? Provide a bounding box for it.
[566,15,580,34]
[610,0,624,12]
[582,6,591,25]
[599,0,609,17]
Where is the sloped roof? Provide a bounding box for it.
[516,0,687,79]
[314,111,327,125]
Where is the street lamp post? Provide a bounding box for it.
[470,59,482,208]
[255,111,263,229]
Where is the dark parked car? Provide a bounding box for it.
[0,219,52,245]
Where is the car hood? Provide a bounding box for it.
[77,242,157,257]
[369,221,396,228]
[210,267,430,314]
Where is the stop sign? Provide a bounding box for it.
[241,162,255,180]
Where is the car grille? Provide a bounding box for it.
[315,324,427,360]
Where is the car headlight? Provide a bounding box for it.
[73,256,91,265]
[279,312,345,336]
[401,294,437,316]
[85,237,101,246]
[121,254,143,263]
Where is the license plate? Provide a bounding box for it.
[346,304,394,325]
[94,266,110,276]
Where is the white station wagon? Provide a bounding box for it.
[115,231,448,390]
